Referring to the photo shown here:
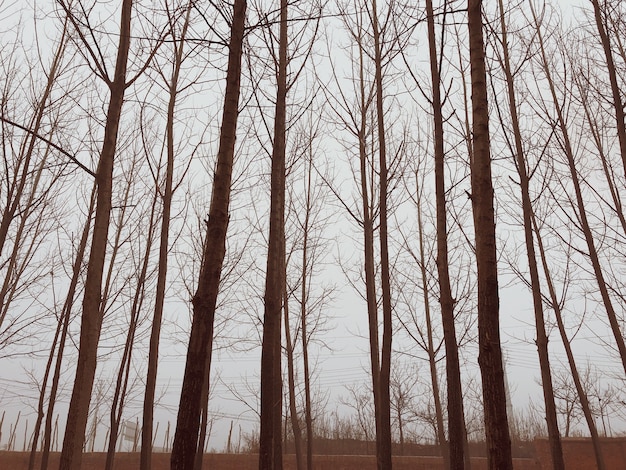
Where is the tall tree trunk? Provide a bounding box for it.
[371,1,393,467]
[425,1,468,468]
[141,3,193,469]
[59,2,133,469]
[284,277,304,470]
[259,1,288,468]
[170,1,246,468]
[355,24,381,470]
[530,1,626,377]
[590,0,626,179]
[37,185,96,470]
[467,1,513,468]
[300,149,314,470]
[194,351,213,470]
[495,2,564,468]
[105,187,157,470]
[414,172,449,468]
[532,211,606,470]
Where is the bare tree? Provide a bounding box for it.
[259,0,288,468]
[31,185,97,470]
[59,2,136,468]
[589,0,626,180]
[370,0,393,467]
[105,169,159,470]
[141,2,193,468]
[491,1,564,468]
[467,0,513,468]
[170,1,247,468]
[529,0,626,377]
[425,0,469,467]
[532,211,607,470]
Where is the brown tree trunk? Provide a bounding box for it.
[0,16,69,333]
[371,1,393,467]
[532,213,607,470]
[38,185,96,470]
[300,149,314,470]
[590,0,626,180]
[105,187,158,470]
[25,22,71,461]
[259,1,287,468]
[141,3,192,469]
[284,278,304,470]
[169,1,246,468]
[467,1,513,468]
[194,351,213,470]
[425,1,468,468]
[356,29,381,470]
[59,2,133,469]
[414,172,449,468]
[495,2,564,468]
[530,1,626,377]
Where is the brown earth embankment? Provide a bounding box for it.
[1,437,625,469]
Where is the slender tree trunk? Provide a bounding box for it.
[414,173,449,468]
[425,1,468,468]
[467,1,513,468]
[530,1,626,377]
[105,188,158,470]
[495,2,564,468]
[355,24,381,470]
[141,4,193,469]
[371,1,393,467]
[300,152,314,470]
[0,22,68,260]
[59,2,133,468]
[0,16,68,331]
[259,2,288,468]
[284,279,304,470]
[23,157,64,469]
[170,1,246,468]
[575,73,626,239]
[590,0,626,179]
[194,351,213,470]
[531,213,607,470]
[37,185,96,470]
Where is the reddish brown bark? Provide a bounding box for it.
[259,1,288,469]
[170,1,246,468]
[467,1,513,468]
[59,2,133,469]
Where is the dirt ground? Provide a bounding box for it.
[0,451,541,470]
[2,438,625,470]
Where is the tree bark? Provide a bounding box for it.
[467,1,513,468]
[371,1,393,467]
[590,0,626,180]
[170,1,246,468]
[59,2,133,469]
[259,1,288,468]
[495,2,564,468]
[425,1,468,468]
[141,3,193,469]
[530,0,626,378]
